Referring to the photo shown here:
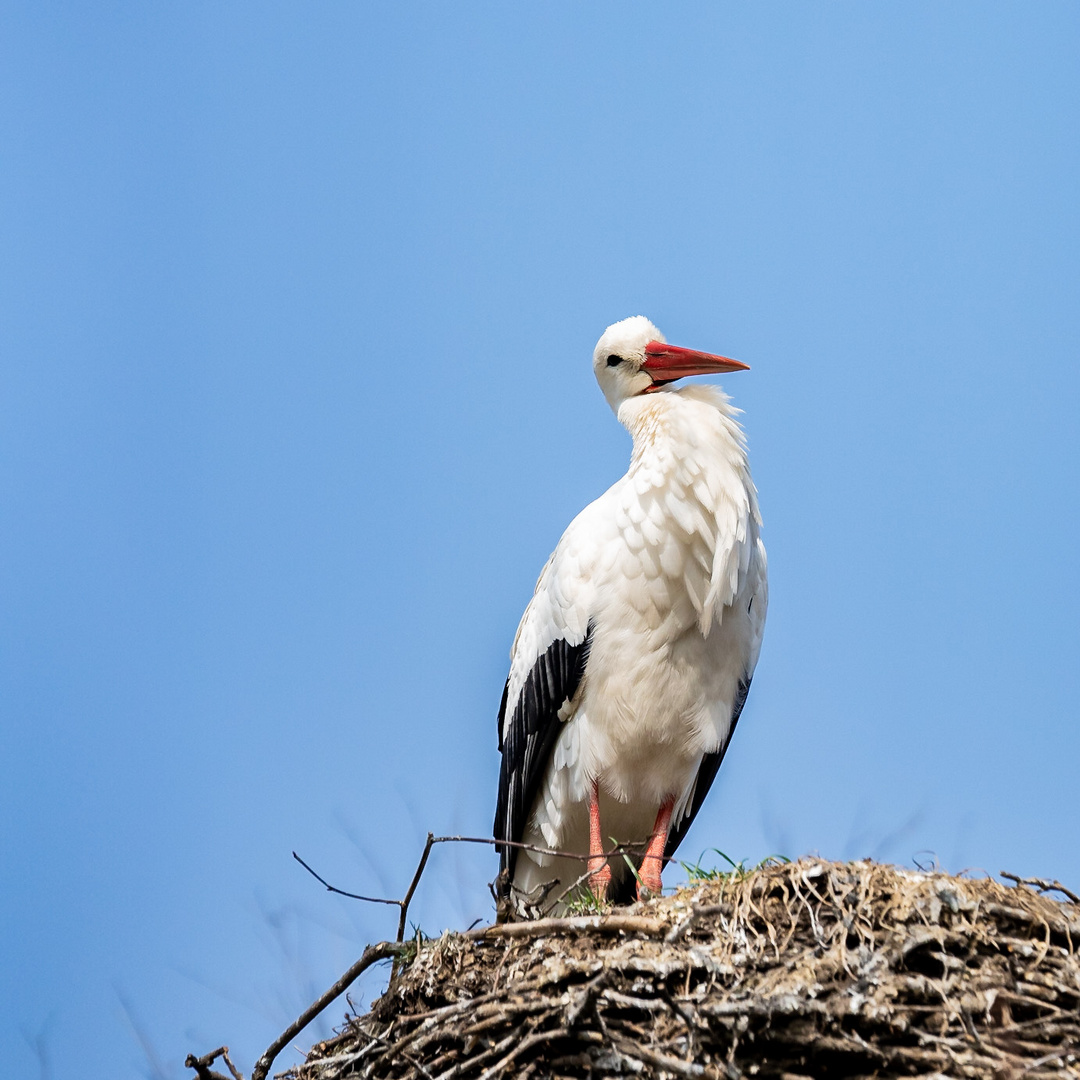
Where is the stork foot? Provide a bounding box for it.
[588,858,612,902]
[637,796,676,902]
[637,857,664,900]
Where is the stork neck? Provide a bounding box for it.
[617,387,748,474]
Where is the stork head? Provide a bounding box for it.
[592,315,749,411]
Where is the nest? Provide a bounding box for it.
[290,859,1080,1079]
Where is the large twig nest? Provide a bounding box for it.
[290,859,1080,1079]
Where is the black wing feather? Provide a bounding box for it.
[493,625,593,894]
[663,675,752,862]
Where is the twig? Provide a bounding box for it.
[1001,871,1080,905]
[397,833,437,943]
[475,1024,566,1080]
[292,852,400,905]
[348,1023,435,1080]
[547,864,608,914]
[220,1049,243,1080]
[664,904,729,944]
[185,1047,241,1080]
[250,940,403,1080]
[608,1032,723,1079]
[468,913,667,940]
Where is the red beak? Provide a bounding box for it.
[641,341,749,389]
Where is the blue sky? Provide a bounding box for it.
[2,3,1079,1077]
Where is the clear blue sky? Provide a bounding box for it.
[3,4,1078,1077]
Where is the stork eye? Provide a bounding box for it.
[606,354,624,367]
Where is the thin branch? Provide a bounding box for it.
[220,1048,243,1080]
[1000,871,1080,905]
[609,1032,723,1079]
[397,833,437,943]
[250,939,404,1080]
[292,852,400,905]
[184,1046,242,1080]
[546,865,601,914]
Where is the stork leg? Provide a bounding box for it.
[587,780,611,901]
[638,797,676,899]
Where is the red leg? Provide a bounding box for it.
[588,780,611,901]
[638,797,675,899]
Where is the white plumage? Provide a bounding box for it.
[494,316,767,909]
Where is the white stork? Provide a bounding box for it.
[494,316,767,909]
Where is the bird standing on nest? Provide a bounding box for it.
[494,316,767,911]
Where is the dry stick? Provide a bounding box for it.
[547,863,610,914]
[250,939,404,1080]
[428,1029,520,1080]
[468,913,667,940]
[396,833,438,943]
[475,1025,568,1080]
[292,852,400,906]
[348,1024,436,1080]
[609,1033,715,1077]
[220,1049,244,1080]
[185,1046,240,1080]
[1001,871,1080,906]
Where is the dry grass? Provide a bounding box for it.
[288,859,1080,1079]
